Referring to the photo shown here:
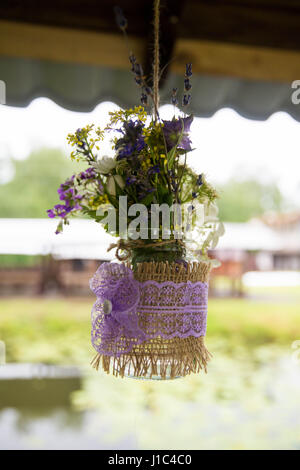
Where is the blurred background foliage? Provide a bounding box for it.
[218,179,286,222]
[0,148,289,222]
[0,149,82,218]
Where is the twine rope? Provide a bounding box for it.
[107,238,185,261]
[90,260,212,379]
[153,0,160,120]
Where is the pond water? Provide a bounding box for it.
[1,344,300,450]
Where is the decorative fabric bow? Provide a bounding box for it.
[90,263,146,356]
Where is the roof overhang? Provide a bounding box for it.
[1,1,300,120]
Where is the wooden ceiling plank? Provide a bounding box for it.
[0,19,145,69]
[1,0,300,51]
[0,0,148,36]
[179,1,300,51]
[1,19,300,83]
[173,37,300,82]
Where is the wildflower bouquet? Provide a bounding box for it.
[48,2,224,379]
[48,99,223,263]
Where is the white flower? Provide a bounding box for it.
[204,202,219,223]
[207,222,225,249]
[107,175,125,196]
[197,254,221,268]
[216,221,225,236]
[210,231,220,249]
[92,155,116,174]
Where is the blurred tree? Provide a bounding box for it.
[218,178,286,222]
[0,148,83,218]
[0,151,289,223]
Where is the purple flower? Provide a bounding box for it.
[126,176,137,185]
[79,167,96,179]
[117,142,134,159]
[73,202,82,211]
[129,54,136,65]
[182,94,191,107]
[65,175,75,185]
[196,174,203,186]
[171,88,178,106]
[138,187,155,200]
[141,93,147,105]
[51,201,81,219]
[185,63,192,77]
[184,78,192,91]
[162,115,193,151]
[48,172,84,221]
[129,53,145,90]
[133,63,143,76]
[57,175,74,193]
[148,165,160,175]
[136,135,145,152]
[116,119,145,159]
[53,204,72,218]
[47,209,56,218]
[123,120,144,138]
[114,6,127,32]
[58,187,74,201]
[98,181,104,194]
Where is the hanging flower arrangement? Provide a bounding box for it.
[47,1,224,380]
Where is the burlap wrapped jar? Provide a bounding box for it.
[90,260,211,380]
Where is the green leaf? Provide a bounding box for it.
[140,192,155,206]
[166,146,177,167]
[166,119,185,167]
[165,193,173,206]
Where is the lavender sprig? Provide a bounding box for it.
[183,63,192,108]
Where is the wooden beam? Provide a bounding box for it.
[1,19,300,83]
[172,38,300,83]
[1,1,300,52]
[0,20,145,69]
[179,0,300,52]
[0,0,148,37]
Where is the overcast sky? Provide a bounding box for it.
[0,98,299,206]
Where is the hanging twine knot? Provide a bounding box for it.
[107,238,185,262]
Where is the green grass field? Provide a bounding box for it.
[0,295,299,364]
[1,295,300,450]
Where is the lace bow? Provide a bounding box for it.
[90,263,146,356]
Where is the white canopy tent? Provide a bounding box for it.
[0,218,293,260]
[0,218,115,260]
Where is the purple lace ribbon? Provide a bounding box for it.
[90,262,208,357]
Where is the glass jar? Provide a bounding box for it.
[118,243,211,381]
[131,240,186,269]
